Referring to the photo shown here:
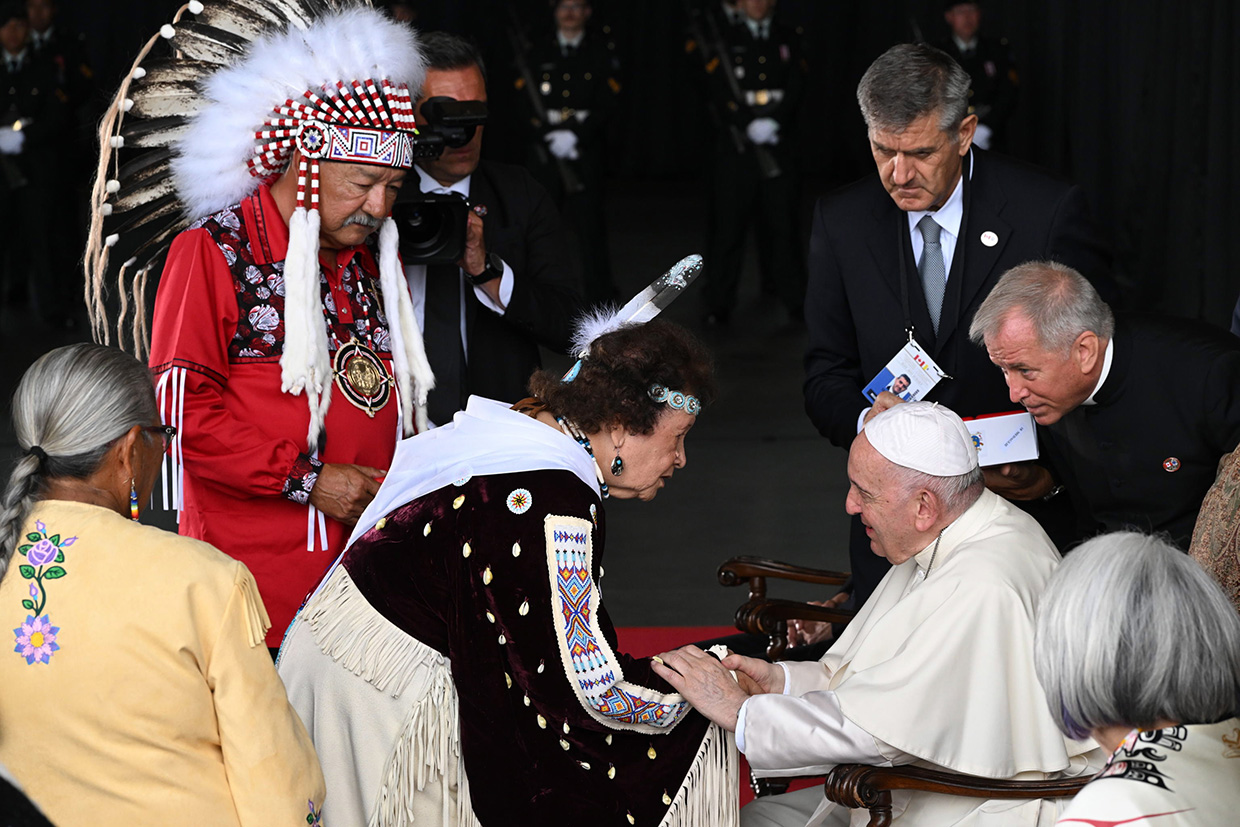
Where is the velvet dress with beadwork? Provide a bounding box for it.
[277,398,736,827]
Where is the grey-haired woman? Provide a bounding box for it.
[0,344,325,826]
[1034,531,1240,826]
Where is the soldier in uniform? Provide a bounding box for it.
[0,1,70,323]
[937,0,1018,151]
[702,0,806,326]
[518,0,620,304]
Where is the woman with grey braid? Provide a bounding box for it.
[0,344,326,826]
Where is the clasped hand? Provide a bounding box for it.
[650,646,786,732]
[308,462,385,524]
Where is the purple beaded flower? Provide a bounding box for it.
[27,539,57,567]
[13,523,75,660]
[13,615,59,665]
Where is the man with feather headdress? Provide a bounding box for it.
[94,4,435,649]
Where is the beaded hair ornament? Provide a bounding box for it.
[563,254,705,416]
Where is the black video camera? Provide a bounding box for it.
[392,96,488,265]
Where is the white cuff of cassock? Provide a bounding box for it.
[471,260,514,313]
[735,662,794,752]
[740,688,900,770]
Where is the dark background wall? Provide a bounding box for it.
[65,0,1240,327]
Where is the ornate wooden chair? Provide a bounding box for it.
[718,556,1093,821]
[717,555,855,660]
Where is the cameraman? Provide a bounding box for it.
[404,32,585,427]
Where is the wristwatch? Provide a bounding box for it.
[466,252,504,286]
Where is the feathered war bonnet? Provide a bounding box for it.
[85,2,435,448]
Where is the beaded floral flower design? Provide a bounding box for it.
[306,799,323,826]
[12,520,74,665]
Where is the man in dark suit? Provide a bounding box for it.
[803,43,1110,612]
[404,32,584,426]
[971,261,1240,549]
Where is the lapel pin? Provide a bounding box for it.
[980,230,998,247]
[1163,457,1181,472]
[473,204,487,217]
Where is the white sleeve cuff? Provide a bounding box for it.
[778,661,793,694]
[735,697,751,753]
[471,259,513,314]
[857,407,870,434]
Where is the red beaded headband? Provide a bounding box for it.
[248,77,418,211]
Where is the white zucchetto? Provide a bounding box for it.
[864,402,978,475]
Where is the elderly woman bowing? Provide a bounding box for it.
[1034,531,1240,826]
[278,317,739,827]
[0,344,325,826]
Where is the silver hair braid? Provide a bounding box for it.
[0,345,158,579]
[0,455,45,580]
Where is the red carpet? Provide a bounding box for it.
[616,627,820,808]
[614,625,735,656]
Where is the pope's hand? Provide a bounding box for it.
[652,645,751,731]
[308,462,386,524]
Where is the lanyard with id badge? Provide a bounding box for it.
[861,153,974,406]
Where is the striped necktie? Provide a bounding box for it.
[917,215,946,334]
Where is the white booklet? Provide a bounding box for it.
[862,339,948,404]
[960,411,1039,467]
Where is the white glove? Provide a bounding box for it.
[972,122,993,150]
[0,128,25,156]
[746,117,780,146]
[544,129,579,160]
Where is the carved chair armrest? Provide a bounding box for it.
[734,597,856,659]
[824,764,1093,827]
[718,555,851,601]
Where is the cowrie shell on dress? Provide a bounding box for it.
[519,599,530,616]
[607,764,616,778]
[462,542,472,558]
[980,230,998,247]
[482,566,493,585]
[605,734,612,745]
[423,522,432,536]
[537,660,545,673]
[578,761,591,770]
[562,722,570,734]
[662,791,672,805]
[376,517,387,530]
[453,495,465,509]
[523,694,530,707]
[498,634,506,644]
[647,745,657,759]
[505,672,512,688]
[627,812,635,824]
[486,611,495,623]
[512,542,521,557]
[559,739,570,750]
[537,715,547,729]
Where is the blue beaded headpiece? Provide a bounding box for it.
[648,384,701,416]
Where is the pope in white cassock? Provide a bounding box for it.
[653,402,1104,826]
